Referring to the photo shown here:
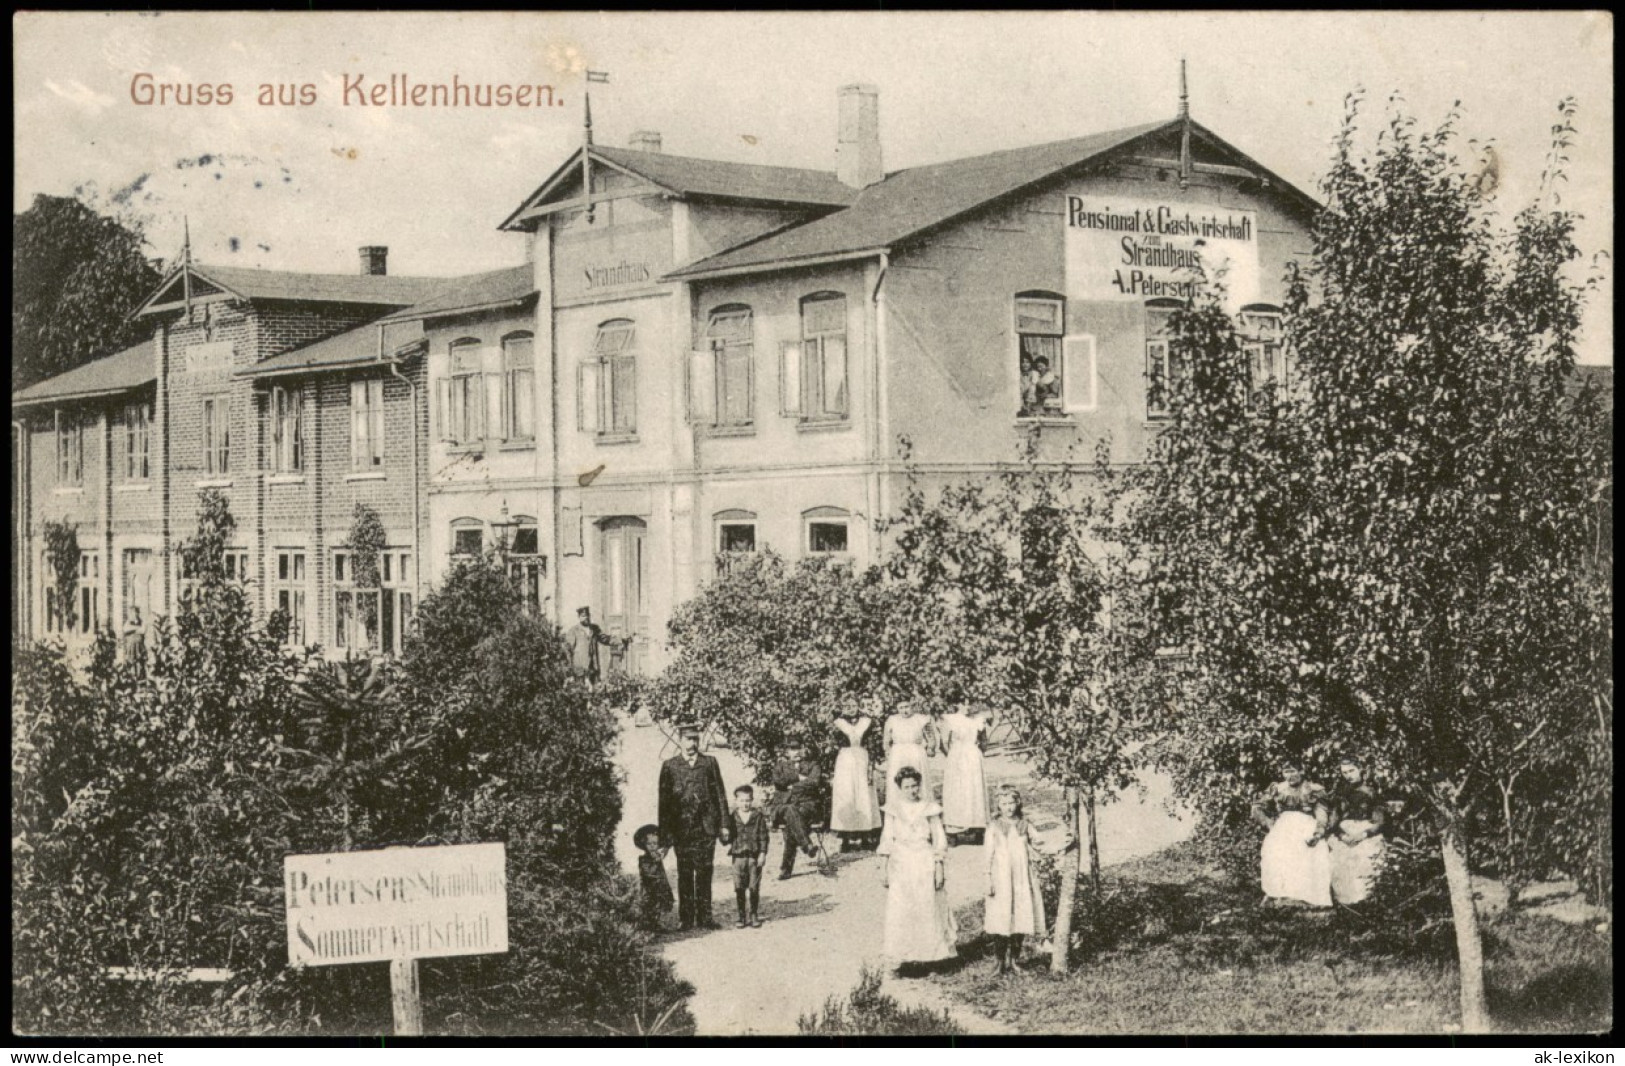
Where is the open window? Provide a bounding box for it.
[696,305,754,429]
[580,319,637,437]
[803,505,852,560]
[1238,304,1286,411]
[714,508,758,575]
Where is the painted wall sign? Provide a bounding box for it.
[184,340,235,373]
[284,842,508,967]
[1065,195,1259,310]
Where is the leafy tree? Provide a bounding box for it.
[879,438,1138,974]
[13,195,161,391]
[647,551,893,777]
[1105,94,1611,1032]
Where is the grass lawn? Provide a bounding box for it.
[926,840,1613,1035]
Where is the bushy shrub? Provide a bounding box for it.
[797,967,964,1037]
[12,513,692,1036]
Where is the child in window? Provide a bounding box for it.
[1020,353,1040,415]
[633,824,674,932]
[1033,356,1060,411]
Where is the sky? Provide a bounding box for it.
[12,11,1613,363]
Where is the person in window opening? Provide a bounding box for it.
[1020,353,1040,416]
[565,605,627,685]
[1033,356,1060,411]
[119,608,147,670]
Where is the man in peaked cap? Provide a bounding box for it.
[658,723,731,930]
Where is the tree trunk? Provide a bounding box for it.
[1085,788,1102,893]
[1050,788,1085,974]
[1435,790,1490,1032]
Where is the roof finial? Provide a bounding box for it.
[1179,57,1189,120]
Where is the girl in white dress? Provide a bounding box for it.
[1327,758,1387,904]
[983,786,1047,974]
[877,766,959,969]
[882,703,935,803]
[830,707,880,847]
[939,704,990,838]
[1249,761,1333,908]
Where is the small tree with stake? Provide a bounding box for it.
[880,434,1138,974]
[1107,94,1611,1032]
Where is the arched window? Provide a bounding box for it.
[1015,291,1065,417]
[714,508,758,572]
[580,319,637,436]
[803,505,851,555]
[1144,298,1187,420]
[450,517,484,557]
[782,293,849,421]
[706,304,754,428]
[502,514,545,614]
[501,332,535,441]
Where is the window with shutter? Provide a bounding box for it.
[1145,300,1185,420]
[706,306,754,428]
[1016,293,1065,418]
[447,339,483,444]
[502,333,535,441]
[584,320,637,438]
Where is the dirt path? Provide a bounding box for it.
[614,718,1193,1035]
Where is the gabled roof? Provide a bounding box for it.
[666,118,1320,282]
[136,262,445,316]
[241,321,425,379]
[12,340,155,408]
[376,264,536,324]
[499,145,857,230]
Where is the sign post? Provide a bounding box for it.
[284,842,508,1036]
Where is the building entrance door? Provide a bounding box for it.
[597,516,648,676]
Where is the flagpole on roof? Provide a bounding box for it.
[182,216,193,316]
[1178,58,1192,191]
[584,71,608,224]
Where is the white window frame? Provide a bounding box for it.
[1239,306,1287,410]
[503,518,545,614]
[121,547,156,628]
[55,410,84,486]
[451,519,484,559]
[1016,294,1066,419]
[803,507,852,558]
[380,549,413,656]
[124,401,151,481]
[202,397,230,475]
[501,332,536,442]
[1145,300,1186,421]
[706,306,755,429]
[579,320,637,437]
[714,509,758,575]
[441,339,485,445]
[271,385,303,473]
[784,293,849,422]
[76,550,100,636]
[273,548,308,646]
[350,379,385,471]
[333,549,380,652]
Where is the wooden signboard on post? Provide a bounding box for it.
[284,842,508,1035]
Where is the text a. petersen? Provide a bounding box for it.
[287,864,504,961]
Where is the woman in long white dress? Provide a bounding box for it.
[882,702,935,803]
[1327,758,1387,904]
[983,786,1047,974]
[829,707,880,847]
[1249,761,1332,907]
[877,766,960,969]
[939,704,990,839]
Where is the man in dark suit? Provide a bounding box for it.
[658,724,731,930]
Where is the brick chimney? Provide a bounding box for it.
[836,84,883,189]
[359,245,388,276]
[628,130,663,153]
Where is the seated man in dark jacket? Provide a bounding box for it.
[769,746,826,880]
